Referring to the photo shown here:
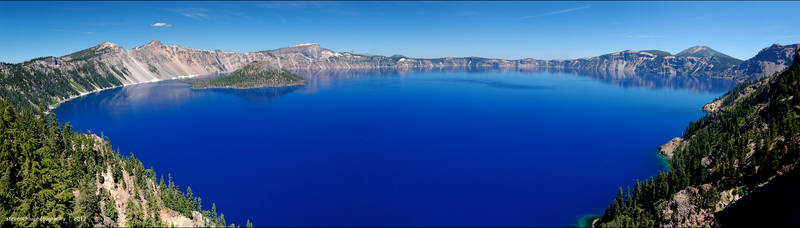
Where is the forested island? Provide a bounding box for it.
[184,62,305,89]
[594,48,800,227]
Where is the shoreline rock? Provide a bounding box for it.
[703,99,723,112]
[658,137,684,159]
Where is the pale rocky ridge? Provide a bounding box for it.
[58,41,800,81]
[1,41,797,111]
[25,41,800,83]
[726,43,800,79]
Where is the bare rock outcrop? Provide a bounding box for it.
[659,137,684,159]
[703,99,723,112]
[656,187,715,227]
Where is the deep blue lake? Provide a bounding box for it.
[53,69,734,226]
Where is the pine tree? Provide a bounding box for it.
[187,186,194,213]
[212,203,218,224]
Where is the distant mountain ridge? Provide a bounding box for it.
[0,41,797,111]
[676,46,744,69]
[677,46,738,59]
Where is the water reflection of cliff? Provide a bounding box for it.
[536,67,738,93]
[94,66,735,109]
[290,66,738,93]
[104,81,195,108]
[95,79,302,109]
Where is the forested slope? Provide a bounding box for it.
[0,100,249,227]
[595,47,800,227]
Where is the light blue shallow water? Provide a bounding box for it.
[53,70,733,226]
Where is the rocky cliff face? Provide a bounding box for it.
[725,43,799,79]
[1,41,797,111]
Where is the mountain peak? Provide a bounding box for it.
[62,41,122,60]
[677,46,714,57]
[676,45,743,68]
[678,46,741,60]
[99,41,118,48]
[133,40,169,50]
[291,43,319,48]
[146,40,163,46]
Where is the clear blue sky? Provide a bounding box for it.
[2,1,799,63]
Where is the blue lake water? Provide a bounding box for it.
[53,70,734,226]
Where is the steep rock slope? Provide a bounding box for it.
[726,43,799,80]
[596,47,800,227]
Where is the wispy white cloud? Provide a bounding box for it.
[151,22,172,27]
[181,12,207,20]
[256,2,337,8]
[521,6,591,19]
[162,7,250,20]
[609,32,663,39]
[165,8,210,20]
